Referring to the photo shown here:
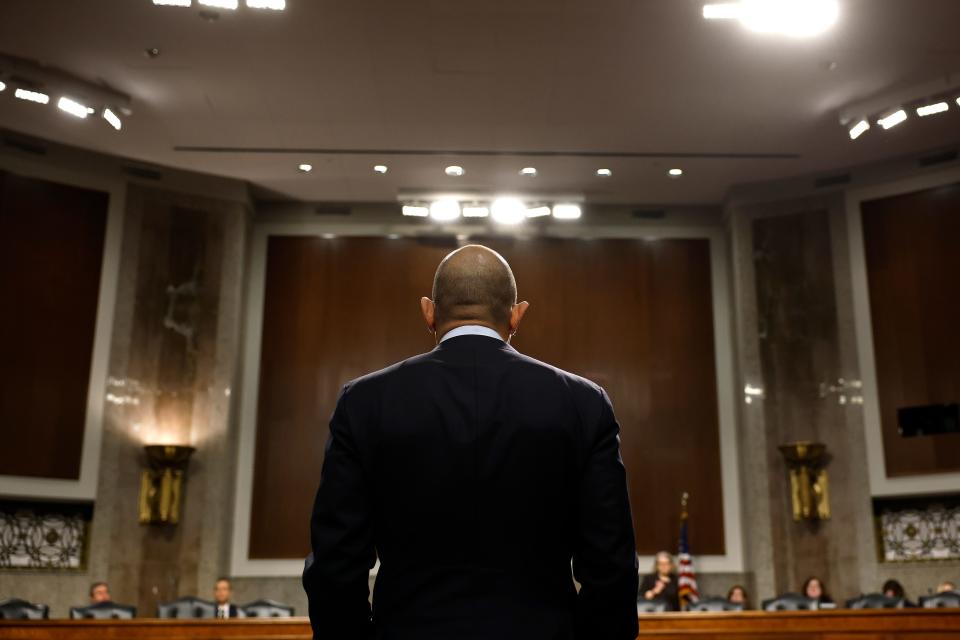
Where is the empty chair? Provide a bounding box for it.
[688,597,744,612]
[69,601,137,619]
[241,599,294,618]
[0,598,49,620]
[157,596,217,619]
[761,593,819,611]
[846,593,906,609]
[919,592,960,608]
[636,598,669,614]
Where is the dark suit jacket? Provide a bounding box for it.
[303,334,639,640]
[638,573,679,611]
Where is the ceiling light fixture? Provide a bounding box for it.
[525,206,552,218]
[444,165,465,177]
[246,0,285,9]
[57,97,90,119]
[916,101,949,117]
[519,167,538,177]
[198,0,238,9]
[462,205,490,218]
[877,109,907,130]
[491,198,526,225]
[402,205,429,217]
[153,0,191,5]
[552,204,582,220]
[668,168,683,177]
[0,81,6,92]
[596,168,612,177]
[373,164,388,174]
[14,88,49,104]
[321,233,336,240]
[102,108,122,131]
[703,0,839,38]
[848,119,869,140]
[429,199,461,221]
[297,163,313,172]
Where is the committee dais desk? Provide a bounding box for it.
[1,609,959,639]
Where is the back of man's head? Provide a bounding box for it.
[432,245,517,328]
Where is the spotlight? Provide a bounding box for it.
[199,0,238,8]
[247,0,285,8]
[444,165,465,177]
[525,205,552,218]
[462,205,490,218]
[14,88,49,104]
[298,163,313,173]
[103,108,122,131]
[153,0,191,5]
[668,168,683,177]
[57,97,90,119]
[552,204,582,220]
[596,168,612,177]
[491,198,526,225]
[877,109,907,130]
[519,167,538,177]
[402,205,429,217]
[429,199,461,221]
[848,119,869,140]
[373,165,388,174]
[916,101,948,117]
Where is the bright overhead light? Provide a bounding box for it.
[848,119,869,140]
[297,163,313,173]
[429,199,461,221]
[0,81,6,92]
[552,204,582,220]
[668,168,683,177]
[102,109,122,131]
[153,0,191,5]
[14,88,49,104]
[596,168,612,177]
[199,0,238,8]
[373,164,388,174]
[444,165,465,177]
[519,167,538,177]
[57,97,90,119]
[525,206,552,218]
[877,109,907,130]
[704,0,839,38]
[916,101,949,117]
[703,2,741,19]
[321,233,336,240]
[247,0,285,9]
[402,205,429,217]
[462,205,489,218]
[491,198,526,225]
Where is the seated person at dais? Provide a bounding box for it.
[639,551,680,612]
[937,581,956,594]
[802,576,834,606]
[214,577,241,618]
[89,582,111,604]
[727,584,750,610]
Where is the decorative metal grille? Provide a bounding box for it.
[0,502,91,569]
[877,499,960,562]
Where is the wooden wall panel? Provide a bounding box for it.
[250,236,724,559]
[0,171,108,480]
[861,183,960,476]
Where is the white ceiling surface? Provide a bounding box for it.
[0,0,959,204]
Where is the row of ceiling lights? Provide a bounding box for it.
[153,0,285,10]
[296,164,685,178]
[401,198,582,225]
[847,96,960,140]
[0,81,125,131]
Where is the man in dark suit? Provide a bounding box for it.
[214,577,240,618]
[303,245,638,640]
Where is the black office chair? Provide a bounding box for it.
[688,597,744,612]
[156,596,217,619]
[0,598,49,620]
[761,593,819,611]
[919,592,960,609]
[241,599,295,617]
[636,598,669,614]
[69,601,137,619]
[845,593,906,609]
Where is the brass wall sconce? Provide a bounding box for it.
[138,445,195,525]
[778,441,830,522]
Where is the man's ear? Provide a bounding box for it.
[420,296,436,334]
[509,301,530,336]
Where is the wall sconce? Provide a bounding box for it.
[138,445,195,525]
[778,441,830,522]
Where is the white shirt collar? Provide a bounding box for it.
[439,324,505,343]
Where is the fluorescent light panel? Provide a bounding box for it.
[877,109,907,129]
[103,108,122,131]
[519,167,537,177]
[402,205,429,217]
[298,163,313,172]
[704,0,839,38]
[0,81,6,92]
[444,165,465,177]
[552,204,582,220]
[153,0,191,5]
[14,88,49,104]
[596,168,612,177]
[703,3,741,19]
[525,206,551,218]
[462,206,489,218]
[199,0,238,8]
[373,165,388,174]
[491,198,526,225]
[916,101,948,117]
[668,168,683,177]
[429,199,461,221]
[848,119,869,140]
[57,97,90,118]
[247,0,285,8]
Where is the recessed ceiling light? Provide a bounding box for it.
[0,81,5,92]
[703,0,839,38]
[246,0,285,9]
[373,164,388,174]
[877,109,907,130]
[102,108,122,131]
[297,163,313,173]
[462,205,489,218]
[525,206,552,218]
[519,167,538,177]
[596,168,612,177]
[199,0,238,8]
[552,204,582,220]
[444,165,465,177]
[14,88,49,104]
[916,101,948,117]
[668,168,683,177]
[402,205,429,217]
[491,198,526,225]
[429,199,461,221]
[848,119,869,140]
[153,0,191,5]
[57,97,90,119]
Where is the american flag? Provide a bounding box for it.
[677,515,700,608]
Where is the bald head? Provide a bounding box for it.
[431,245,517,329]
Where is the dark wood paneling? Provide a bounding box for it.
[861,183,960,476]
[250,237,723,559]
[0,171,108,480]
